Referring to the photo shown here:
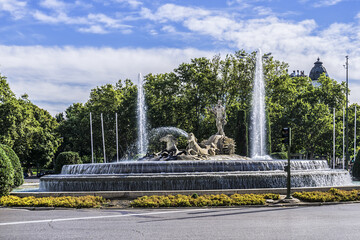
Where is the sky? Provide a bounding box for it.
[0,0,359,115]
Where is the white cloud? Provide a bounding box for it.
[87,13,130,29]
[161,25,176,33]
[32,10,130,34]
[141,4,210,22]
[32,10,83,24]
[113,0,142,9]
[78,25,108,34]
[1,44,358,117]
[1,1,360,114]
[0,0,27,19]
[350,83,360,104]
[356,12,360,20]
[141,3,360,102]
[313,0,344,7]
[0,45,215,115]
[299,0,344,7]
[253,6,273,16]
[39,0,67,12]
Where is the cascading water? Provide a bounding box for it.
[250,49,270,159]
[149,127,189,138]
[40,159,353,191]
[137,73,148,156]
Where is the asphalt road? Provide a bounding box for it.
[1,204,360,240]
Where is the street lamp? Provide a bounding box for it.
[345,56,349,169]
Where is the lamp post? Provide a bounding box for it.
[345,56,349,169]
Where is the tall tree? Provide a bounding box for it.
[57,79,137,161]
[0,74,62,172]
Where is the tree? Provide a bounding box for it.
[0,74,15,102]
[57,79,137,161]
[0,75,62,173]
[54,151,82,173]
[53,50,349,160]
[267,72,346,159]
[347,104,360,160]
[352,150,360,179]
[0,147,13,196]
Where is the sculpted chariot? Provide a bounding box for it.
[153,100,237,161]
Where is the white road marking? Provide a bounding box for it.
[0,208,211,226]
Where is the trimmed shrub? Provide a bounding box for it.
[0,144,23,187]
[0,195,105,208]
[352,151,360,179]
[0,148,14,196]
[55,152,82,173]
[130,193,280,208]
[293,188,360,202]
[270,152,287,159]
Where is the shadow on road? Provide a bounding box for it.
[136,206,305,223]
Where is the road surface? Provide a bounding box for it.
[1,204,360,239]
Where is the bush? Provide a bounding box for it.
[293,188,360,202]
[352,151,360,179]
[130,193,280,208]
[0,195,105,208]
[54,152,82,173]
[270,152,287,159]
[0,148,14,196]
[0,144,23,187]
[81,155,92,164]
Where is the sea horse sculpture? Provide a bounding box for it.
[160,134,181,155]
[186,133,215,156]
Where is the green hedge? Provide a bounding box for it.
[0,147,14,196]
[55,152,82,173]
[0,144,23,187]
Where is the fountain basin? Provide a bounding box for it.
[40,170,351,192]
[39,159,352,192]
[61,159,330,175]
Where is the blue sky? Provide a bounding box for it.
[0,0,359,115]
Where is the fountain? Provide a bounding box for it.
[137,73,148,156]
[250,49,270,159]
[39,54,353,192]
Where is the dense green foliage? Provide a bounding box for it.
[0,147,14,196]
[1,50,359,167]
[56,80,137,162]
[48,51,359,160]
[0,195,105,208]
[352,151,360,178]
[293,188,360,202]
[270,152,288,159]
[0,144,23,187]
[55,151,82,173]
[0,74,62,173]
[130,193,280,208]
